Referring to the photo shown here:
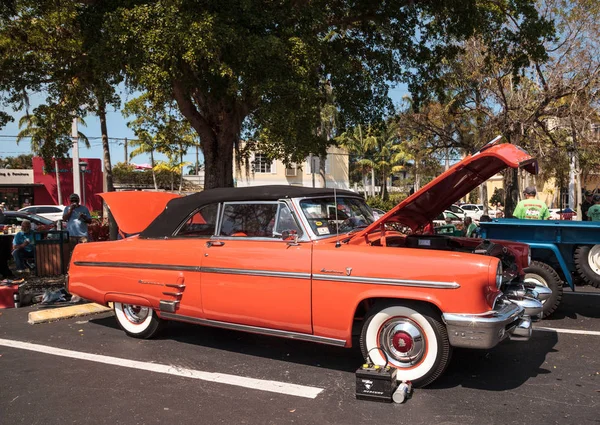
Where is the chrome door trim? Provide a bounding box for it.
[202,267,311,280]
[312,273,460,289]
[159,312,347,347]
[73,261,200,272]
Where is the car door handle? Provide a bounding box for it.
[206,241,225,247]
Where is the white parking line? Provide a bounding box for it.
[0,338,324,399]
[534,327,600,336]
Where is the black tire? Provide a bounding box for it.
[524,261,563,317]
[359,302,452,388]
[113,302,163,339]
[574,245,600,288]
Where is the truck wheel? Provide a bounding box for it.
[574,245,600,288]
[114,302,163,339]
[359,303,452,388]
[524,261,563,317]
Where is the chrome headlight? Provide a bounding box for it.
[496,262,503,289]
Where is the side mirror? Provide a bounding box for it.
[281,230,299,244]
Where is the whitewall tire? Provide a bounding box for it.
[114,302,162,339]
[359,303,451,388]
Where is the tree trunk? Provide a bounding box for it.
[54,160,62,205]
[481,183,488,215]
[179,150,184,193]
[98,99,118,240]
[99,104,114,193]
[362,172,368,199]
[150,150,158,190]
[504,168,520,218]
[381,168,389,201]
[414,161,421,191]
[172,82,243,189]
[370,168,375,197]
[202,135,235,189]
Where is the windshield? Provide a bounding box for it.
[299,197,375,237]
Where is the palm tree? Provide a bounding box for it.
[371,121,406,201]
[336,125,377,197]
[17,110,89,204]
[128,132,161,190]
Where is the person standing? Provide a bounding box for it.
[513,186,550,220]
[12,219,34,272]
[464,216,478,237]
[495,202,504,218]
[63,193,92,253]
[581,190,594,221]
[586,195,600,221]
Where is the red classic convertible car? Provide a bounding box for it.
[67,140,548,387]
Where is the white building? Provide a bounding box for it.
[234,146,350,189]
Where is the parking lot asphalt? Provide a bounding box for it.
[0,289,598,425]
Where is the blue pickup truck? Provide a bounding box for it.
[479,219,600,316]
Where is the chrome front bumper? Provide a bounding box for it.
[442,294,542,350]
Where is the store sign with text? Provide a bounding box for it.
[0,169,34,185]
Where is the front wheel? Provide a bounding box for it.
[574,245,600,288]
[524,261,563,317]
[359,303,452,388]
[114,302,163,339]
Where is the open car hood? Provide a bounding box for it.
[100,192,182,235]
[354,141,538,237]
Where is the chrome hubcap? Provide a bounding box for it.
[524,273,548,305]
[379,318,425,368]
[587,245,600,275]
[122,305,150,324]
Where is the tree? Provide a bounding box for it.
[123,94,198,191]
[336,125,377,197]
[16,107,89,204]
[0,1,123,194]
[102,0,553,189]
[0,154,32,169]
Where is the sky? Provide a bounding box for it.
[0,85,408,170]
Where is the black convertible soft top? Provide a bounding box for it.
[141,185,360,238]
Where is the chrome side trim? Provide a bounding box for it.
[74,262,457,288]
[74,261,200,272]
[202,267,311,280]
[312,273,460,289]
[160,312,347,347]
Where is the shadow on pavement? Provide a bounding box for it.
[543,291,600,320]
[430,331,558,391]
[89,314,559,390]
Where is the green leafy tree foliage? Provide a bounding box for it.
[1,1,553,190]
[0,0,123,192]
[123,94,199,191]
[489,188,505,207]
[0,154,33,169]
[112,162,198,191]
[103,0,552,189]
[16,105,89,167]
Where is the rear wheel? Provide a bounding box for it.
[114,302,163,339]
[574,245,600,288]
[524,261,563,317]
[359,303,452,388]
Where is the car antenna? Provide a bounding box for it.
[334,187,341,248]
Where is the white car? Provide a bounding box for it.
[448,204,466,219]
[460,203,485,220]
[433,210,463,227]
[19,205,66,221]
